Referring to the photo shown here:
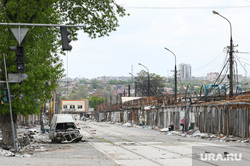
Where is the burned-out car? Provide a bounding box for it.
[49,114,83,143]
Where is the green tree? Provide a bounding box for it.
[69,85,88,100]
[79,79,88,84]
[90,79,104,90]
[88,95,105,110]
[0,0,127,147]
[135,70,165,96]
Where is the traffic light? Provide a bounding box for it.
[1,84,8,102]
[9,46,25,72]
[2,89,8,102]
[16,46,25,72]
[60,27,72,51]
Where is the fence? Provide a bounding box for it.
[98,94,250,138]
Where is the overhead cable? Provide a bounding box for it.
[125,6,250,10]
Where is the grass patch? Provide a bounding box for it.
[93,136,115,145]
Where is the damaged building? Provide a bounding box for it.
[95,92,250,138]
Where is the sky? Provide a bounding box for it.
[60,0,250,79]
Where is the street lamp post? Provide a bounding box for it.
[213,10,234,98]
[164,47,177,102]
[138,63,150,96]
[129,72,137,97]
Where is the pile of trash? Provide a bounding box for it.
[159,128,250,144]
[119,122,250,145]
[123,122,132,127]
[16,128,50,154]
[1,126,51,157]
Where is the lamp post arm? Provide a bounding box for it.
[138,63,150,96]
[212,11,232,41]
[218,15,232,39]
[164,47,176,65]
[164,47,177,102]
[140,64,149,73]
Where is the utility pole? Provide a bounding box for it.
[229,35,234,98]
[213,11,234,98]
[3,54,17,152]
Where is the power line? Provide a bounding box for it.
[125,6,250,10]
[193,51,226,76]
[242,0,250,3]
[193,51,224,71]
[235,55,249,73]
[237,56,250,62]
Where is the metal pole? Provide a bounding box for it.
[129,72,134,97]
[0,22,85,27]
[175,64,177,102]
[212,11,233,98]
[135,82,137,97]
[3,54,17,152]
[67,51,69,99]
[138,63,150,96]
[148,74,150,96]
[164,47,177,102]
[229,37,233,98]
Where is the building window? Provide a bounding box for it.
[63,105,67,109]
[70,105,75,109]
[78,105,83,109]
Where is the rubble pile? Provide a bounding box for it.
[18,128,51,153]
[119,122,250,145]
[161,128,250,144]
[1,126,51,158]
[123,122,132,127]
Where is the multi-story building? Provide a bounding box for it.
[207,72,219,82]
[97,76,131,82]
[178,63,191,80]
[61,100,89,117]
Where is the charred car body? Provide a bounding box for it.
[49,114,83,143]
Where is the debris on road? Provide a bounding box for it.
[123,122,132,127]
[159,128,169,132]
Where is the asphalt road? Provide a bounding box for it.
[1,121,250,166]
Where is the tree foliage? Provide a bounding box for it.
[69,85,88,100]
[135,70,165,97]
[0,0,127,116]
[88,95,105,110]
[108,79,131,85]
[0,0,127,146]
[90,79,104,90]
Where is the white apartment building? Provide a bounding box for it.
[178,63,192,80]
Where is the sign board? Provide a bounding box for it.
[11,28,29,45]
[8,73,28,82]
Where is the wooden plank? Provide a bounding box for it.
[246,107,249,138]
[223,107,227,135]
[205,107,211,133]
[227,107,230,136]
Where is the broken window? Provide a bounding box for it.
[55,122,76,130]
